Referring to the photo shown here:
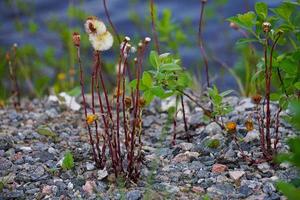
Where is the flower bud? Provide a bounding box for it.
[226,121,237,134]
[251,94,262,105]
[72,32,81,47]
[262,22,271,33]
[229,22,239,30]
[125,96,132,109]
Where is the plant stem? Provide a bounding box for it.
[274,108,282,152]
[115,41,128,172]
[75,46,99,165]
[150,0,160,54]
[180,95,190,142]
[102,0,121,44]
[91,51,102,167]
[198,0,210,88]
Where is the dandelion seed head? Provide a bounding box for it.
[89,31,113,51]
[85,17,106,35]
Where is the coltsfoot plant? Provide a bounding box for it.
[73,16,151,182]
[228,1,300,162]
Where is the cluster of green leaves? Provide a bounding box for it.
[276,101,300,200]
[207,85,233,118]
[131,51,192,104]
[228,1,300,100]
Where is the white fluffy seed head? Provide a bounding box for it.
[89,31,113,51]
[85,17,107,35]
[144,37,151,42]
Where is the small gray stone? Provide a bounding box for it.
[0,135,14,151]
[86,162,95,171]
[257,162,271,173]
[0,157,13,176]
[244,130,260,143]
[239,185,253,198]
[263,182,276,195]
[205,122,222,135]
[126,190,142,200]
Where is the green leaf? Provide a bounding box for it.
[276,181,300,200]
[62,151,74,170]
[129,79,137,89]
[228,12,256,31]
[143,90,154,104]
[149,51,160,69]
[255,2,268,19]
[220,89,234,97]
[36,126,58,139]
[294,82,300,90]
[28,20,38,33]
[67,86,81,97]
[271,2,296,22]
[142,72,153,88]
[177,72,191,87]
[160,63,182,71]
[236,38,259,45]
[270,93,281,101]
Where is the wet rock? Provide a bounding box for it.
[126,190,142,200]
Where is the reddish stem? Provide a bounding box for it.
[150,0,160,54]
[102,0,121,44]
[75,46,99,165]
[180,95,190,142]
[198,0,210,87]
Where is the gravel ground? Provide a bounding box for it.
[0,96,298,200]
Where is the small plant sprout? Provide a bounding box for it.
[62,151,75,171]
[6,44,21,110]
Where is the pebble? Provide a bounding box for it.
[244,130,260,143]
[212,164,228,173]
[257,162,271,173]
[229,170,245,181]
[172,151,199,163]
[126,190,142,200]
[97,168,108,180]
[205,122,222,135]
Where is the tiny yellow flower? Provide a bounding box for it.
[86,114,98,125]
[226,121,237,134]
[57,73,66,81]
[245,119,254,131]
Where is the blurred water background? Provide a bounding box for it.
[0,0,281,94]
